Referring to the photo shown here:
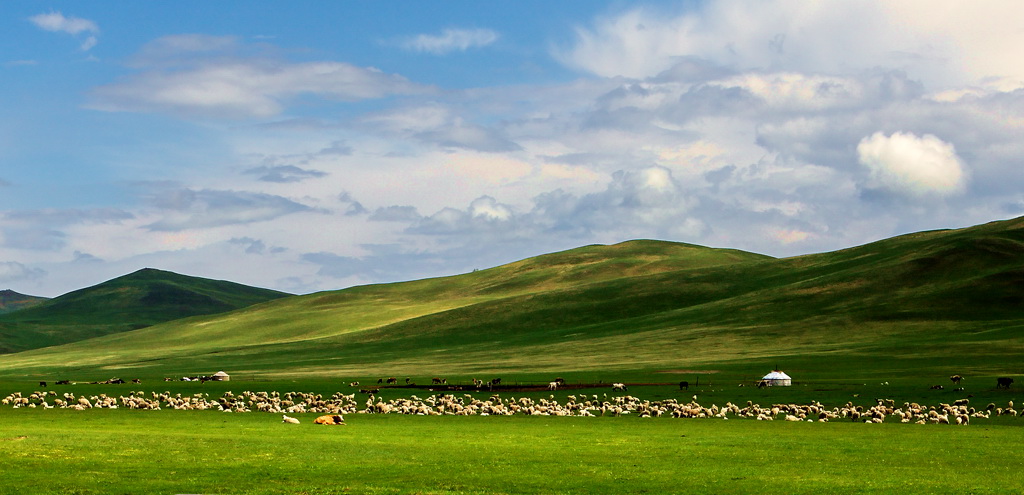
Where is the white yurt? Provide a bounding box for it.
[211,371,230,382]
[761,370,792,386]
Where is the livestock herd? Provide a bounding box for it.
[3,386,1020,426]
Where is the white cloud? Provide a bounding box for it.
[89,37,432,119]
[857,132,967,196]
[402,28,499,55]
[557,1,1024,91]
[30,11,99,51]
[143,187,315,231]
[0,261,46,283]
[29,11,98,35]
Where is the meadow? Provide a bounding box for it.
[3,377,1024,494]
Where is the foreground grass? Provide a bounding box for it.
[2,409,1023,494]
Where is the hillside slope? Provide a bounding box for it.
[0,268,292,353]
[0,290,48,315]
[1,217,1022,379]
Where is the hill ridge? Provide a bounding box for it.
[0,215,1022,379]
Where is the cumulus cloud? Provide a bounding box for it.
[144,187,314,231]
[402,28,499,54]
[89,36,432,119]
[29,11,99,51]
[857,132,968,197]
[0,261,46,283]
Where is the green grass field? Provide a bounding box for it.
[3,404,1024,494]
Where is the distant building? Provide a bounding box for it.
[211,371,230,382]
[761,370,792,386]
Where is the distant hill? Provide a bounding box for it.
[0,290,48,314]
[0,268,291,354]
[0,217,1022,380]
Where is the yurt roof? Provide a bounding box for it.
[762,370,791,380]
[212,371,230,377]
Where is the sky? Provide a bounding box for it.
[2,1,1023,297]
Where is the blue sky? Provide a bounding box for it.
[2,1,1023,297]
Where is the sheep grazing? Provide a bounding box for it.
[313,414,346,425]
[282,414,300,424]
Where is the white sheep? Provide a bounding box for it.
[282,414,300,424]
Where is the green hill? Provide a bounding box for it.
[0,290,48,315]
[1,217,1022,380]
[0,268,292,354]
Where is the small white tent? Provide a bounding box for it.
[211,371,230,382]
[761,370,792,386]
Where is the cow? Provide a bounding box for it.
[39,381,47,388]
[431,377,446,385]
[55,380,70,385]
[678,381,689,391]
[612,383,627,392]
[386,377,398,385]
[997,377,1014,389]
[314,414,346,425]
[950,374,963,386]
[757,380,769,389]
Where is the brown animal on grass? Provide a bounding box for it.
[314,414,346,425]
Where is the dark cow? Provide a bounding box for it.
[757,380,769,389]
[950,374,963,386]
[39,381,47,388]
[678,381,689,390]
[431,377,446,385]
[55,380,70,385]
[997,377,1014,389]
[386,377,398,385]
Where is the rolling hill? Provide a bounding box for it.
[0,216,1022,380]
[0,268,292,354]
[0,290,48,315]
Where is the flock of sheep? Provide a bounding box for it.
[3,388,1018,426]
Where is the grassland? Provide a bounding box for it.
[0,217,1022,383]
[3,388,1024,494]
[1,218,1022,493]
